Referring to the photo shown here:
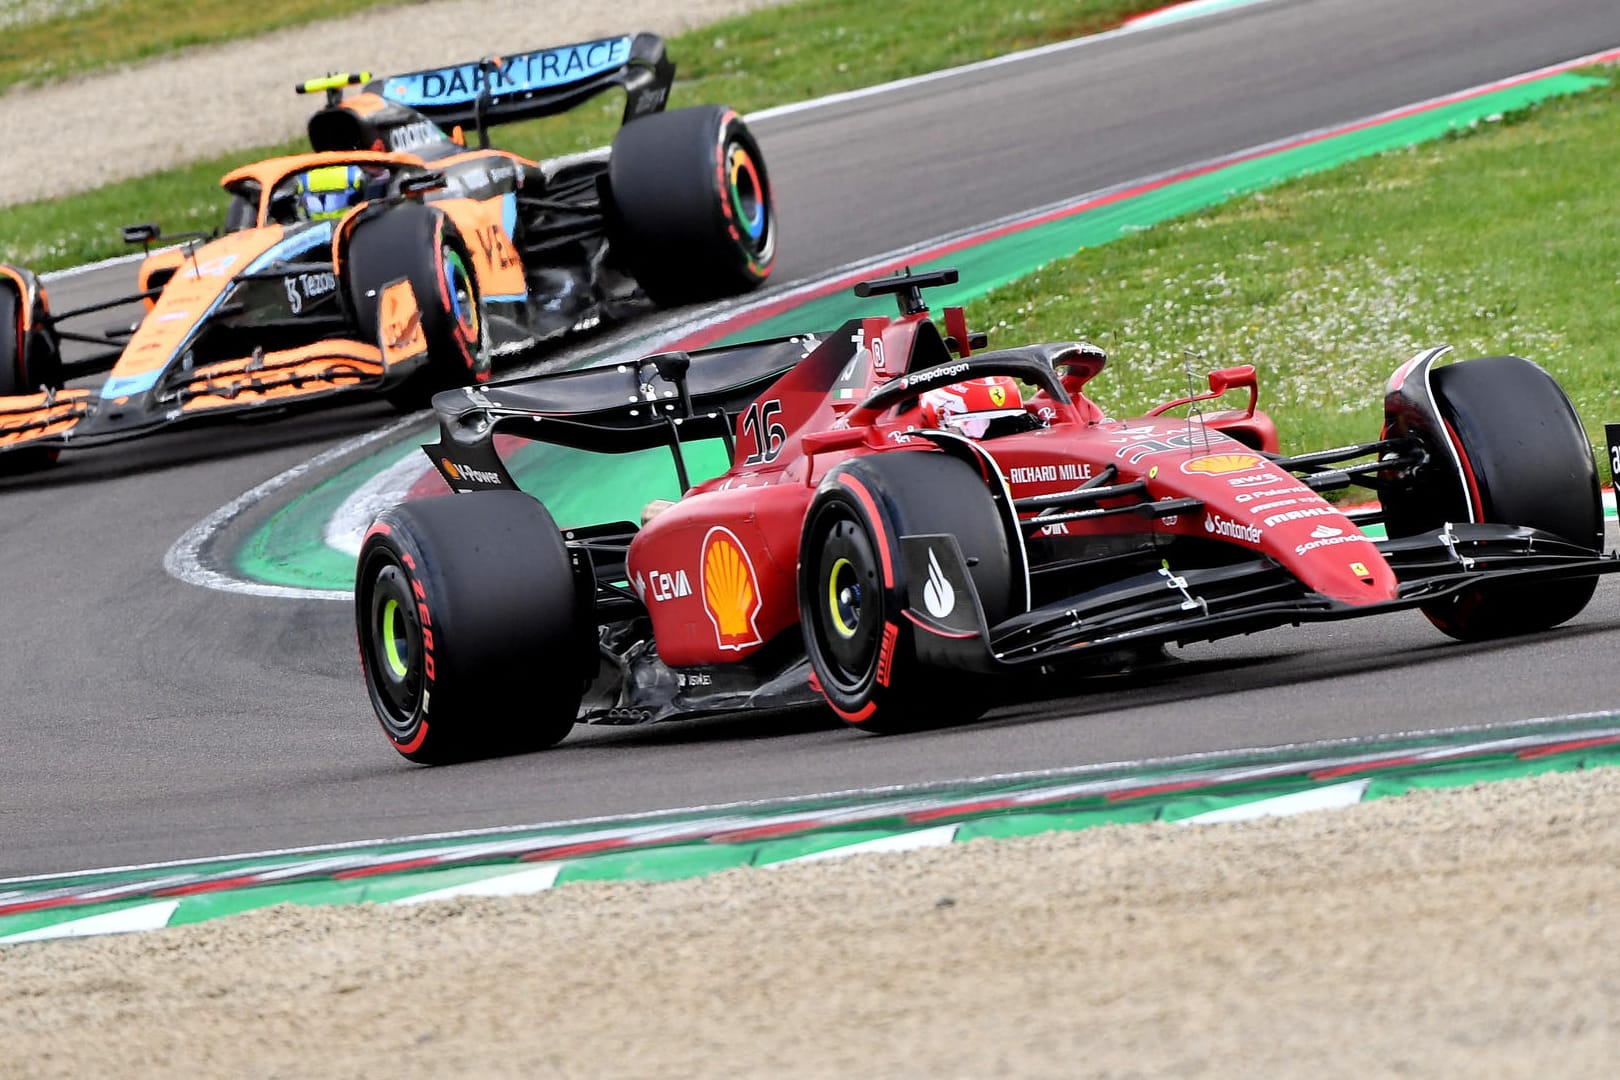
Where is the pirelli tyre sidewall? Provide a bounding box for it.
[355,491,583,764]
[606,104,775,307]
[343,202,490,409]
[1396,355,1601,640]
[799,450,1010,733]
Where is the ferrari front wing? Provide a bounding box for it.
[901,523,1620,672]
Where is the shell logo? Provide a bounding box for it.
[701,526,764,651]
[1180,453,1264,476]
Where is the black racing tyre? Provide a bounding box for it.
[799,451,1012,733]
[355,491,586,764]
[344,202,490,411]
[1390,355,1601,641]
[0,278,63,474]
[606,104,776,307]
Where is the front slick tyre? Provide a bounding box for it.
[0,279,62,474]
[799,450,1012,734]
[355,492,584,764]
[1420,355,1601,641]
[344,201,490,412]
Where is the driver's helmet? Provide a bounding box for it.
[294,164,368,222]
[918,375,1026,438]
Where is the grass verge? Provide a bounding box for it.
[0,0,399,94]
[0,0,1165,270]
[964,73,1620,465]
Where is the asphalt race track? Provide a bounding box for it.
[5,0,1620,877]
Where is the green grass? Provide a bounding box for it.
[0,0,1165,271]
[963,74,1620,467]
[0,0,402,92]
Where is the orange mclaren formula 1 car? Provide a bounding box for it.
[0,32,775,473]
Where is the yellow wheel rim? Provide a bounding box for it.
[828,557,859,639]
[381,598,410,678]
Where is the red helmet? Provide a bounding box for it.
[918,376,1025,438]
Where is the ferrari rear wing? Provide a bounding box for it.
[370,32,675,132]
[424,332,828,494]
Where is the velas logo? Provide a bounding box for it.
[701,526,764,651]
[1181,453,1264,476]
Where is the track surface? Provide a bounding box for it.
[5,0,1620,877]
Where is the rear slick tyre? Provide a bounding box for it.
[355,492,584,764]
[607,105,775,307]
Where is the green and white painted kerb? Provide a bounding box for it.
[6,713,1620,944]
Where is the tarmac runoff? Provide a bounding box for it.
[164,53,1620,599]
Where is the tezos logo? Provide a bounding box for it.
[284,270,336,315]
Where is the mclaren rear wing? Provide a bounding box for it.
[369,32,675,132]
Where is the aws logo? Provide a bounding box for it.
[701,527,763,651]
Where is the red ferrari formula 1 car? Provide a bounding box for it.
[355,268,1620,763]
[0,32,773,474]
